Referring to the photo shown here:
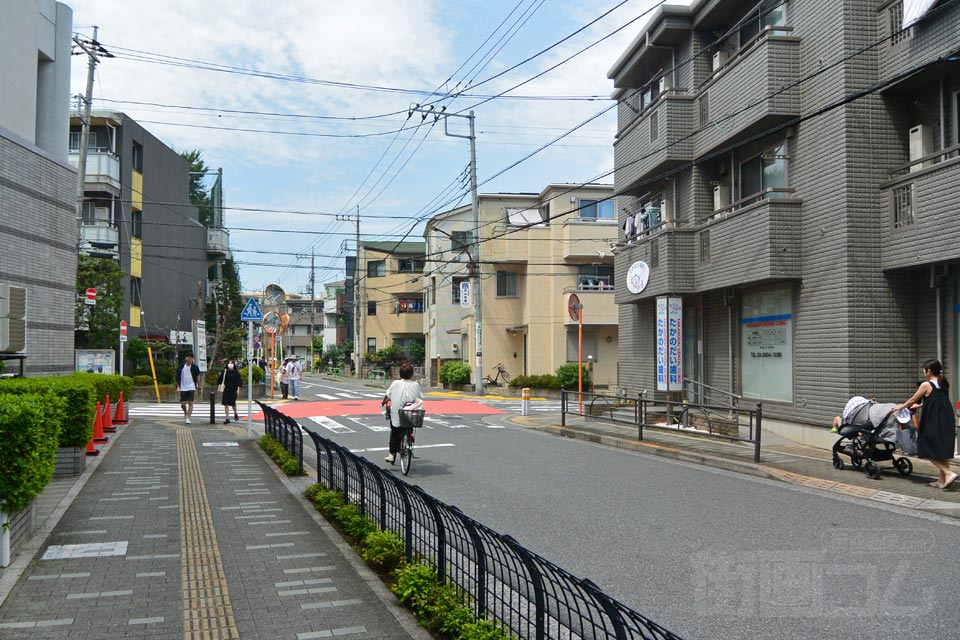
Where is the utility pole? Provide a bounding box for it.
[410,105,483,393]
[309,250,315,373]
[72,27,109,237]
[337,206,362,377]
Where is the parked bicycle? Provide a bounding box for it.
[483,362,511,387]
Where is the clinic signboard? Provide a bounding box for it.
[75,349,115,375]
[656,296,683,391]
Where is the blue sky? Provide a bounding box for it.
[68,0,664,295]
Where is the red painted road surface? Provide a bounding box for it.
[252,398,505,420]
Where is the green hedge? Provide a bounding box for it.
[555,363,591,391]
[258,434,305,476]
[508,374,560,390]
[439,361,471,385]
[0,393,64,513]
[72,372,133,406]
[0,377,97,448]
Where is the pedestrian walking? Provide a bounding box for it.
[287,355,302,400]
[176,352,202,424]
[381,361,423,464]
[279,358,291,399]
[893,359,957,489]
[218,359,242,423]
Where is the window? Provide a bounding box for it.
[699,230,711,263]
[507,207,546,226]
[367,338,376,354]
[496,271,518,297]
[578,199,615,221]
[367,260,385,277]
[699,93,710,126]
[577,266,614,291]
[566,329,599,363]
[397,299,423,313]
[889,2,911,45]
[131,210,142,239]
[431,277,436,305]
[452,277,468,304]
[739,144,787,200]
[451,230,474,252]
[367,301,377,316]
[892,184,915,229]
[398,258,424,272]
[650,110,659,142]
[739,0,786,46]
[130,277,142,307]
[132,141,143,172]
[740,286,793,402]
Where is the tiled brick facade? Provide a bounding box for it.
[610,1,960,428]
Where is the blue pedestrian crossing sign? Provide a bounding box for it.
[240,298,263,322]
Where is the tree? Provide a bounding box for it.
[206,259,245,367]
[180,149,215,227]
[75,255,126,349]
[126,337,149,371]
[312,335,324,354]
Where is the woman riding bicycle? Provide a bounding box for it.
[381,361,423,464]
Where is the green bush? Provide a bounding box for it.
[258,434,304,476]
[0,394,63,513]
[509,374,560,390]
[239,365,264,383]
[393,563,474,636]
[338,504,376,540]
[0,377,96,448]
[72,372,133,406]
[461,619,514,639]
[132,375,154,386]
[155,365,175,384]
[439,360,471,385]
[362,529,405,573]
[555,363,591,391]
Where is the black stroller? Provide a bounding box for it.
[831,398,913,479]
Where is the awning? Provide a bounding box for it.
[904,0,938,28]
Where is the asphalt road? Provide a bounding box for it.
[286,378,960,640]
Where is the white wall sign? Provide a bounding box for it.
[460,281,471,308]
[656,297,683,391]
[626,261,650,294]
[193,320,207,372]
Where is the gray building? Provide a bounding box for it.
[69,112,208,360]
[0,0,76,375]
[609,0,960,439]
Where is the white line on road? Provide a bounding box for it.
[315,394,338,400]
[349,443,456,453]
[309,416,355,434]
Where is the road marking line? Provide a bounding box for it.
[309,416,355,434]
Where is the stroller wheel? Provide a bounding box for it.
[832,457,844,470]
[850,456,862,469]
[865,460,881,480]
[894,457,913,476]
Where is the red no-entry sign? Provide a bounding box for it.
[119,320,127,336]
[85,287,97,305]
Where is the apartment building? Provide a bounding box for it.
[68,112,208,351]
[283,294,323,367]
[322,280,348,351]
[356,242,426,359]
[423,185,619,388]
[608,0,960,435]
[0,1,75,375]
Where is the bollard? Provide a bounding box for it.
[209,391,216,424]
[521,387,531,416]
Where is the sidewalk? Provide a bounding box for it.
[504,411,960,519]
[0,415,428,640]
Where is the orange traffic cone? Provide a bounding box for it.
[113,392,128,425]
[85,435,99,456]
[93,401,108,443]
[103,395,116,433]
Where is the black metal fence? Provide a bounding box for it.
[298,419,683,640]
[257,401,303,475]
[562,390,763,463]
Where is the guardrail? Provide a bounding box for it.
[301,422,683,640]
[562,390,763,463]
[256,401,303,475]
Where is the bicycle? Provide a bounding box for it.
[397,408,424,476]
[482,363,511,387]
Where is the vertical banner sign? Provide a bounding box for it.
[460,281,471,308]
[193,320,207,372]
[656,297,683,391]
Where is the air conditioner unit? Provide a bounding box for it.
[658,74,673,94]
[712,51,728,72]
[94,206,110,220]
[908,124,934,172]
[0,284,26,353]
[660,198,673,223]
[713,185,730,211]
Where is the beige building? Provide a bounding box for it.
[356,242,426,361]
[424,184,618,388]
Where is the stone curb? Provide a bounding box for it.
[252,442,432,640]
[517,419,960,520]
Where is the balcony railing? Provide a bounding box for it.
[613,94,694,190]
[80,219,119,248]
[207,227,231,256]
[68,150,121,192]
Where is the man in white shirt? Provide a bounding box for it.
[176,353,202,424]
[287,355,302,400]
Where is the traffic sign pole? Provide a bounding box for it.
[119,320,127,377]
[246,320,253,439]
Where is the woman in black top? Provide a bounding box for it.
[219,360,242,423]
[894,359,957,489]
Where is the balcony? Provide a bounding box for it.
[695,29,800,157]
[562,219,618,259]
[880,146,960,270]
[695,194,802,290]
[878,1,960,85]
[615,227,696,303]
[614,94,694,191]
[566,288,617,326]
[392,300,425,334]
[68,150,121,192]
[79,219,119,260]
[207,227,231,258]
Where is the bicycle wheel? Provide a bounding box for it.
[500,369,511,384]
[400,430,413,476]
